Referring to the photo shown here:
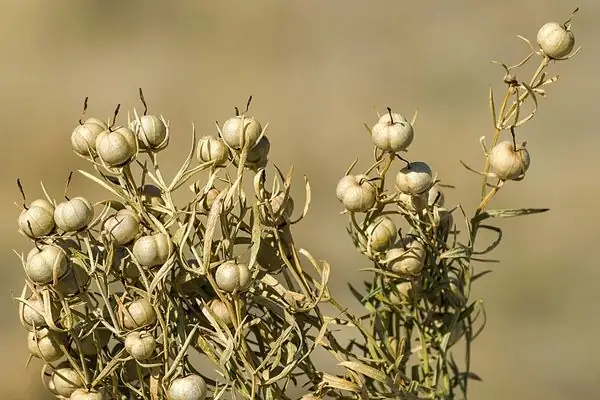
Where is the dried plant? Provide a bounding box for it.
[13,10,581,400]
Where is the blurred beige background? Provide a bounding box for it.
[1,0,599,399]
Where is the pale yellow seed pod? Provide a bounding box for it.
[215,261,252,293]
[488,141,530,181]
[52,366,83,398]
[18,199,55,238]
[27,327,65,361]
[25,245,69,285]
[221,115,262,150]
[132,114,168,150]
[197,136,229,166]
[365,216,397,252]
[371,111,414,152]
[208,298,233,327]
[132,233,173,267]
[103,209,140,245]
[71,118,108,156]
[395,161,433,195]
[386,236,426,276]
[336,174,377,212]
[245,136,270,170]
[125,331,156,360]
[537,21,575,59]
[96,126,137,167]
[54,197,94,232]
[22,295,56,329]
[123,298,157,329]
[70,388,106,400]
[167,374,208,400]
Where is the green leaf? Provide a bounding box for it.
[472,207,549,223]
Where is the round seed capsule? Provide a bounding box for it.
[197,136,229,166]
[215,261,251,293]
[27,327,65,361]
[386,236,426,276]
[96,126,137,167]
[167,374,208,400]
[25,245,69,285]
[103,209,140,245]
[54,197,94,232]
[52,366,83,398]
[371,111,414,153]
[132,114,168,150]
[335,174,377,212]
[18,199,55,238]
[395,161,433,195]
[221,115,262,150]
[122,298,157,329]
[132,233,173,267]
[71,118,108,156]
[365,216,397,252]
[125,331,156,360]
[488,141,530,181]
[537,21,575,59]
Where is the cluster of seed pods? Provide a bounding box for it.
[14,93,319,400]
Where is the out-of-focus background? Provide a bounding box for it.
[1,0,599,398]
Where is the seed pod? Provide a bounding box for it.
[260,191,294,226]
[386,236,426,275]
[132,114,168,150]
[167,374,208,400]
[488,141,530,181]
[537,21,575,59]
[25,245,69,285]
[215,261,252,293]
[197,136,229,166]
[395,161,433,195]
[365,216,397,252]
[96,126,137,167]
[139,184,165,216]
[22,295,56,329]
[335,174,377,212]
[103,209,140,245]
[18,199,55,238]
[208,299,233,327]
[389,281,420,305]
[125,331,156,360]
[54,197,94,232]
[132,233,173,267]
[221,115,262,150]
[245,136,270,170]
[70,388,106,400]
[27,327,65,361]
[122,298,156,329]
[371,111,414,152]
[52,366,83,397]
[71,118,108,156]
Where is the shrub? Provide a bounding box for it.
[13,9,581,400]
